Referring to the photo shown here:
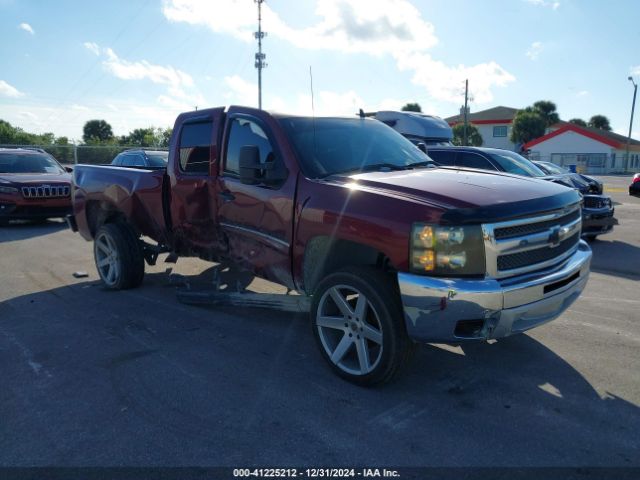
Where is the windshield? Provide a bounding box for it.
[0,153,65,174]
[146,152,168,167]
[487,151,546,177]
[538,162,567,175]
[278,117,434,178]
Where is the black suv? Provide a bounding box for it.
[425,146,617,240]
[111,149,168,168]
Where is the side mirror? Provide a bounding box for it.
[65,166,74,173]
[239,145,262,185]
[416,142,427,154]
[239,145,288,187]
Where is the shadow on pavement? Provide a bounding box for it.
[0,268,638,466]
[588,239,640,279]
[0,219,68,243]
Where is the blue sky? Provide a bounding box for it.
[1,0,639,142]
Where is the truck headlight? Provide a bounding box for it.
[410,224,486,276]
[0,186,18,194]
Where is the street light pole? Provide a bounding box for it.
[463,79,469,146]
[625,76,637,172]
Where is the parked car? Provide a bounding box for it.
[533,160,603,194]
[0,148,72,226]
[425,146,616,240]
[69,106,591,385]
[629,173,640,197]
[111,149,168,168]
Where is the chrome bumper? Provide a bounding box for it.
[398,240,592,342]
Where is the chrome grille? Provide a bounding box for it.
[21,184,70,199]
[483,203,582,279]
[497,232,580,271]
[494,209,580,240]
[583,195,611,210]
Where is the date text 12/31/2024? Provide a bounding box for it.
[233,468,401,478]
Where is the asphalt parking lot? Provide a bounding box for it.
[0,175,638,468]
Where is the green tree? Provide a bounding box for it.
[401,102,422,112]
[569,118,587,127]
[153,127,172,147]
[0,119,42,144]
[83,119,114,144]
[452,124,483,146]
[510,109,546,144]
[124,128,155,147]
[532,100,560,127]
[0,120,16,143]
[588,115,611,131]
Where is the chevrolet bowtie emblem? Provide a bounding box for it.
[549,226,570,248]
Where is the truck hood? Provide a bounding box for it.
[542,173,592,193]
[0,172,71,185]
[329,167,581,224]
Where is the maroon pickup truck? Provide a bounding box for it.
[69,106,592,385]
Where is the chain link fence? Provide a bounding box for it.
[0,144,168,166]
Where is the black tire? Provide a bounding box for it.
[584,234,598,242]
[93,222,145,290]
[311,266,413,386]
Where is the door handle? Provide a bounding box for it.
[218,190,235,202]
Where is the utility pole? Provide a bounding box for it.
[625,76,637,172]
[463,79,469,146]
[254,0,267,109]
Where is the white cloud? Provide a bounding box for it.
[19,111,37,121]
[83,42,100,56]
[223,74,428,118]
[576,90,589,97]
[224,75,258,104]
[19,23,34,34]
[162,0,514,105]
[0,80,24,98]
[524,0,560,9]
[71,104,90,111]
[82,43,206,111]
[526,41,543,61]
[102,47,193,89]
[630,65,640,76]
[164,0,438,55]
[396,52,515,103]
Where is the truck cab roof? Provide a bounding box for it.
[374,111,453,143]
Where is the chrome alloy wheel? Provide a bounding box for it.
[95,231,120,287]
[316,285,384,376]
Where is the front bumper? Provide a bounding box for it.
[398,240,592,343]
[0,201,71,220]
[582,207,617,236]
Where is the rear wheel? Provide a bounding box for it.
[311,266,412,386]
[94,222,145,289]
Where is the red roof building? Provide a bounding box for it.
[524,122,640,174]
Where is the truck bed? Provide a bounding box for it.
[72,164,167,243]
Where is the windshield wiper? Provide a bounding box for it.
[406,160,435,169]
[325,163,410,177]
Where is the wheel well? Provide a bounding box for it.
[303,236,391,295]
[86,200,127,237]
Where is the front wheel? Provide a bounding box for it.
[94,222,145,290]
[311,266,413,386]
